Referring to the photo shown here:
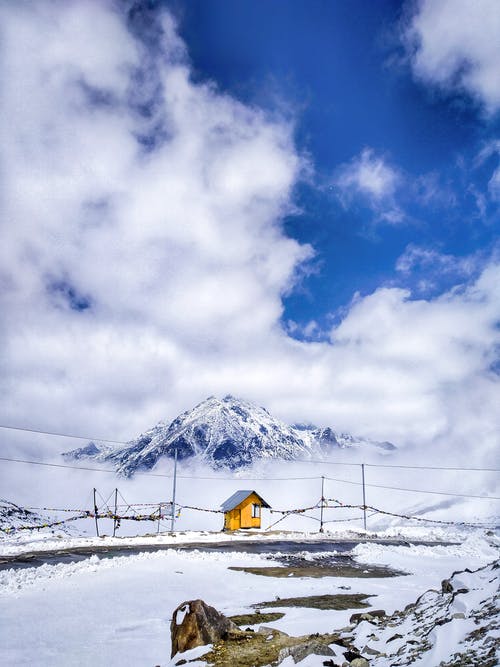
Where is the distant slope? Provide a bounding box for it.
[63,395,396,476]
[0,499,55,533]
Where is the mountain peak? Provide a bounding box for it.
[63,396,396,476]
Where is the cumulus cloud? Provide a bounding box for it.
[0,1,311,439]
[326,262,500,464]
[403,0,500,114]
[0,0,499,482]
[333,148,404,224]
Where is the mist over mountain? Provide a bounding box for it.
[63,395,395,476]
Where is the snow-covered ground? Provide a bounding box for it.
[0,527,498,666]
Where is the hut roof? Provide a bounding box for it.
[221,490,271,512]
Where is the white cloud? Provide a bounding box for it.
[333,148,404,224]
[474,140,500,201]
[404,0,500,115]
[396,245,481,292]
[327,263,500,456]
[0,1,499,479]
[0,1,311,438]
[335,148,399,200]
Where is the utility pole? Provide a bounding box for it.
[113,488,118,538]
[170,448,178,533]
[319,476,325,533]
[93,487,100,537]
[361,464,367,531]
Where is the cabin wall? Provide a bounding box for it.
[223,492,263,530]
[239,493,262,529]
[224,508,240,531]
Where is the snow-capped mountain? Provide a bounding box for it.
[63,395,395,476]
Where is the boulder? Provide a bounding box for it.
[349,610,386,625]
[441,579,453,594]
[170,599,239,657]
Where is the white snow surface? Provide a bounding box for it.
[0,528,498,666]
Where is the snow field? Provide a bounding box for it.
[0,531,497,666]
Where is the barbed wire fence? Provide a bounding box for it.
[0,423,498,535]
[1,457,498,535]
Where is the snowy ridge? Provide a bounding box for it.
[345,558,500,666]
[0,500,74,536]
[63,395,396,476]
[0,500,45,532]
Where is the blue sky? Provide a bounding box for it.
[0,0,499,464]
[169,0,499,336]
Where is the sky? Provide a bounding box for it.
[0,0,499,470]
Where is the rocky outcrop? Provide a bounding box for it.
[349,610,386,625]
[170,599,239,657]
[340,560,499,666]
[277,638,334,663]
[171,600,348,666]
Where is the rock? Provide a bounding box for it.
[349,610,386,625]
[281,639,334,663]
[441,579,453,594]
[170,599,239,657]
[349,613,366,625]
[350,659,370,667]
[257,625,288,636]
[343,650,362,662]
[452,612,466,619]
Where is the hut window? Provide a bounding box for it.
[252,503,261,518]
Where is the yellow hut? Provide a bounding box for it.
[221,490,271,531]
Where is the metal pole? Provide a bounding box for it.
[361,464,367,531]
[319,476,325,533]
[93,487,100,537]
[170,448,178,533]
[113,488,118,538]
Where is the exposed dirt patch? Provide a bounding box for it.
[200,629,347,667]
[253,592,374,611]
[228,563,402,578]
[228,611,285,626]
